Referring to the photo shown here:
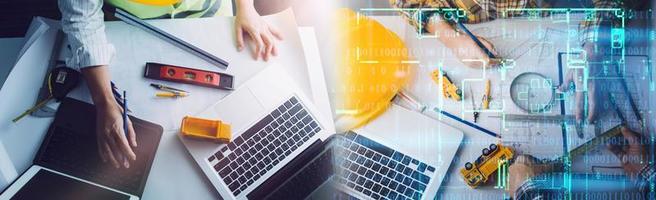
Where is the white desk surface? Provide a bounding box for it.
[0,11,587,200]
[1,11,653,200]
[0,9,329,199]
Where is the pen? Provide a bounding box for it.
[122,91,128,139]
[396,91,500,138]
[454,20,497,59]
[434,107,500,138]
[609,94,626,123]
[120,90,129,166]
[111,82,131,112]
[150,83,188,93]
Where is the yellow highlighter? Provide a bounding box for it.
[482,79,491,109]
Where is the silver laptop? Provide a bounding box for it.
[180,66,463,199]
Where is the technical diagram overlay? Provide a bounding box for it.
[340,6,654,199]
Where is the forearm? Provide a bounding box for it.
[426,17,461,48]
[235,0,254,12]
[389,0,450,34]
[579,0,621,46]
[81,66,116,109]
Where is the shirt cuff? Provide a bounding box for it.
[65,32,115,69]
[638,165,655,192]
[515,178,541,200]
[417,10,441,34]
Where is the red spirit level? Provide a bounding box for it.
[144,62,234,90]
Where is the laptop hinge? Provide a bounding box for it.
[247,139,325,199]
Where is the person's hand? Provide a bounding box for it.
[80,65,138,169]
[445,34,500,68]
[608,127,648,178]
[96,103,137,168]
[558,42,604,123]
[235,0,283,61]
[507,155,559,197]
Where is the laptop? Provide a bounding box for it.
[0,98,163,200]
[180,65,463,199]
[260,126,463,200]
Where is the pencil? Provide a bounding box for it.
[482,79,491,109]
[433,107,500,138]
[454,21,496,59]
[122,91,128,139]
[156,91,189,98]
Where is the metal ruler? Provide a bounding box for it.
[115,9,230,69]
[491,114,576,123]
[490,114,583,138]
[568,125,622,159]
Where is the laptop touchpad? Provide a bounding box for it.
[200,87,264,135]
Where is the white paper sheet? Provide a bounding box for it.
[0,17,60,190]
[15,18,52,64]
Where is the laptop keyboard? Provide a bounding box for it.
[207,96,322,196]
[335,133,436,200]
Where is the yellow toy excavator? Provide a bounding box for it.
[431,69,462,101]
[460,143,514,188]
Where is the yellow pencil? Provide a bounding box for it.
[156,91,189,98]
[482,79,491,109]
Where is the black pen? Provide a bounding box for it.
[150,83,188,93]
[122,91,128,139]
[111,82,130,112]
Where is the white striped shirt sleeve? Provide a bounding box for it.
[58,0,115,69]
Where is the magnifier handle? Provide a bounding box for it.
[12,95,54,123]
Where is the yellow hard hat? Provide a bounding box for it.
[128,0,180,6]
[334,8,415,132]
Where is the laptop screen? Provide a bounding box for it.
[248,138,338,199]
[11,169,130,200]
[33,98,163,196]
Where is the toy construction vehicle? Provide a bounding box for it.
[431,69,462,101]
[460,143,514,188]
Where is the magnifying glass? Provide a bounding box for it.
[509,72,557,113]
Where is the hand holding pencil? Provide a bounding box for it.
[427,17,502,68]
[445,22,501,68]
